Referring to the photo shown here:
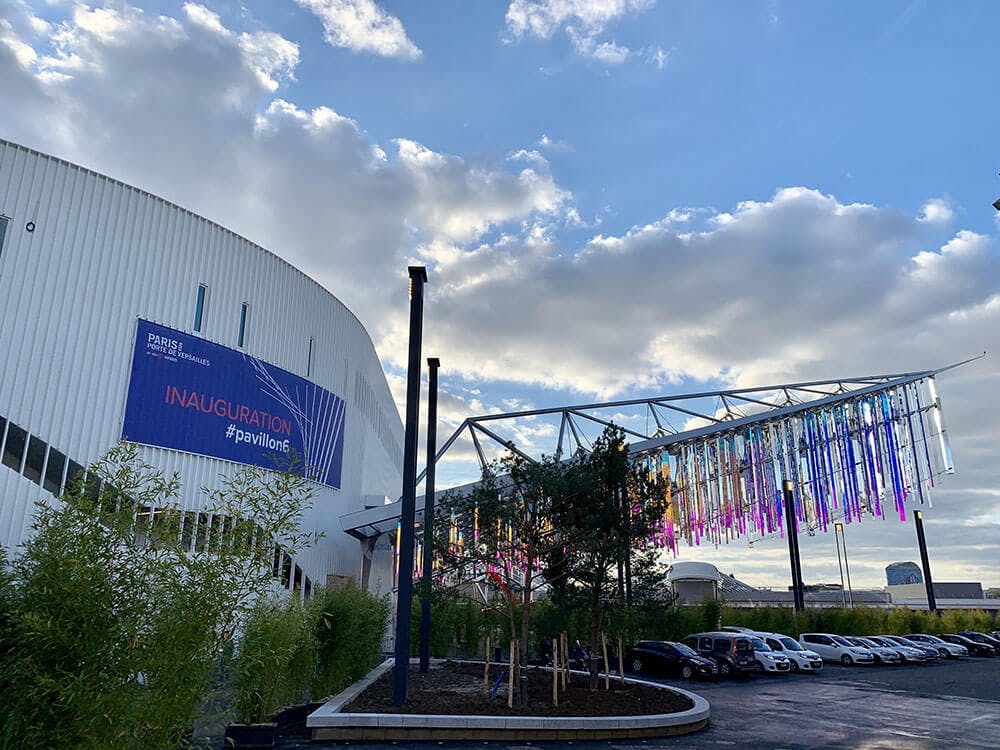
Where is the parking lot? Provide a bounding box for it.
[635,655,1000,749]
[288,656,1000,750]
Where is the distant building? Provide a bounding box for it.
[886,561,923,586]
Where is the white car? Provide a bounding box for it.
[905,633,969,659]
[753,631,824,672]
[799,633,875,665]
[748,635,791,674]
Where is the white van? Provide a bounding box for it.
[752,631,824,672]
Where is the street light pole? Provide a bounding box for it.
[393,266,427,707]
[914,510,937,613]
[418,357,440,673]
[782,480,805,612]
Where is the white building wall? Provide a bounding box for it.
[0,139,403,588]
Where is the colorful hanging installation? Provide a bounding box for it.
[640,378,953,553]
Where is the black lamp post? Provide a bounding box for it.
[418,357,440,673]
[782,480,805,612]
[914,510,937,613]
[393,266,427,707]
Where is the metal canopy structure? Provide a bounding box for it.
[343,357,980,548]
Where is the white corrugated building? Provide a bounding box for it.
[0,139,403,594]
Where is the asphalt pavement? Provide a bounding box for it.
[275,656,1000,750]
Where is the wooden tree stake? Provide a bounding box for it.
[618,635,626,687]
[601,631,610,690]
[561,631,569,689]
[507,638,516,708]
[484,635,491,688]
[551,635,559,706]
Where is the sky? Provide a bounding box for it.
[1,0,998,592]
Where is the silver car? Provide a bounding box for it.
[905,633,968,659]
[848,637,901,665]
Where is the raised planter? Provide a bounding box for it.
[307,659,710,741]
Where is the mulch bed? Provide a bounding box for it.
[343,661,694,717]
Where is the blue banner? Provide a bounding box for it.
[122,319,345,488]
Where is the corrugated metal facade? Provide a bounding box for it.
[0,139,403,588]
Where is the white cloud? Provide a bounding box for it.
[0,19,37,68]
[918,197,955,224]
[294,0,420,60]
[0,2,567,342]
[590,40,630,65]
[506,0,654,40]
[505,0,654,65]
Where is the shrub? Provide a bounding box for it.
[0,443,318,750]
[311,582,389,699]
[233,596,316,724]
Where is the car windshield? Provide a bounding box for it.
[779,637,804,651]
[895,637,918,646]
[735,640,753,651]
[751,638,771,651]
[832,636,853,646]
[857,638,878,648]
[673,643,697,657]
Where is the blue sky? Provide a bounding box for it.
[1,0,998,590]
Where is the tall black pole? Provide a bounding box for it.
[914,510,937,613]
[782,480,804,612]
[418,357,440,673]
[393,266,427,706]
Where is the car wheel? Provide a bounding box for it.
[631,658,643,674]
[681,664,694,680]
[718,661,731,677]
[874,656,882,666]
[939,648,949,659]
[841,654,853,666]
[789,660,800,673]
[754,660,765,673]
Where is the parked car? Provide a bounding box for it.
[682,632,758,678]
[799,633,875,665]
[747,636,791,674]
[880,635,939,662]
[958,631,1000,655]
[624,640,719,680]
[940,633,995,657]
[905,633,968,659]
[847,637,902,665]
[754,632,824,673]
[866,635,928,663]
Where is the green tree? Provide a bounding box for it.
[552,425,669,688]
[437,452,567,706]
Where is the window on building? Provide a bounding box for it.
[237,302,249,348]
[23,435,46,484]
[2,422,26,472]
[43,447,66,494]
[307,336,315,378]
[0,216,8,260]
[193,284,208,333]
[65,459,85,489]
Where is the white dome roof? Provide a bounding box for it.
[666,561,723,582]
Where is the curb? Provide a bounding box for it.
[307,659,710,741]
